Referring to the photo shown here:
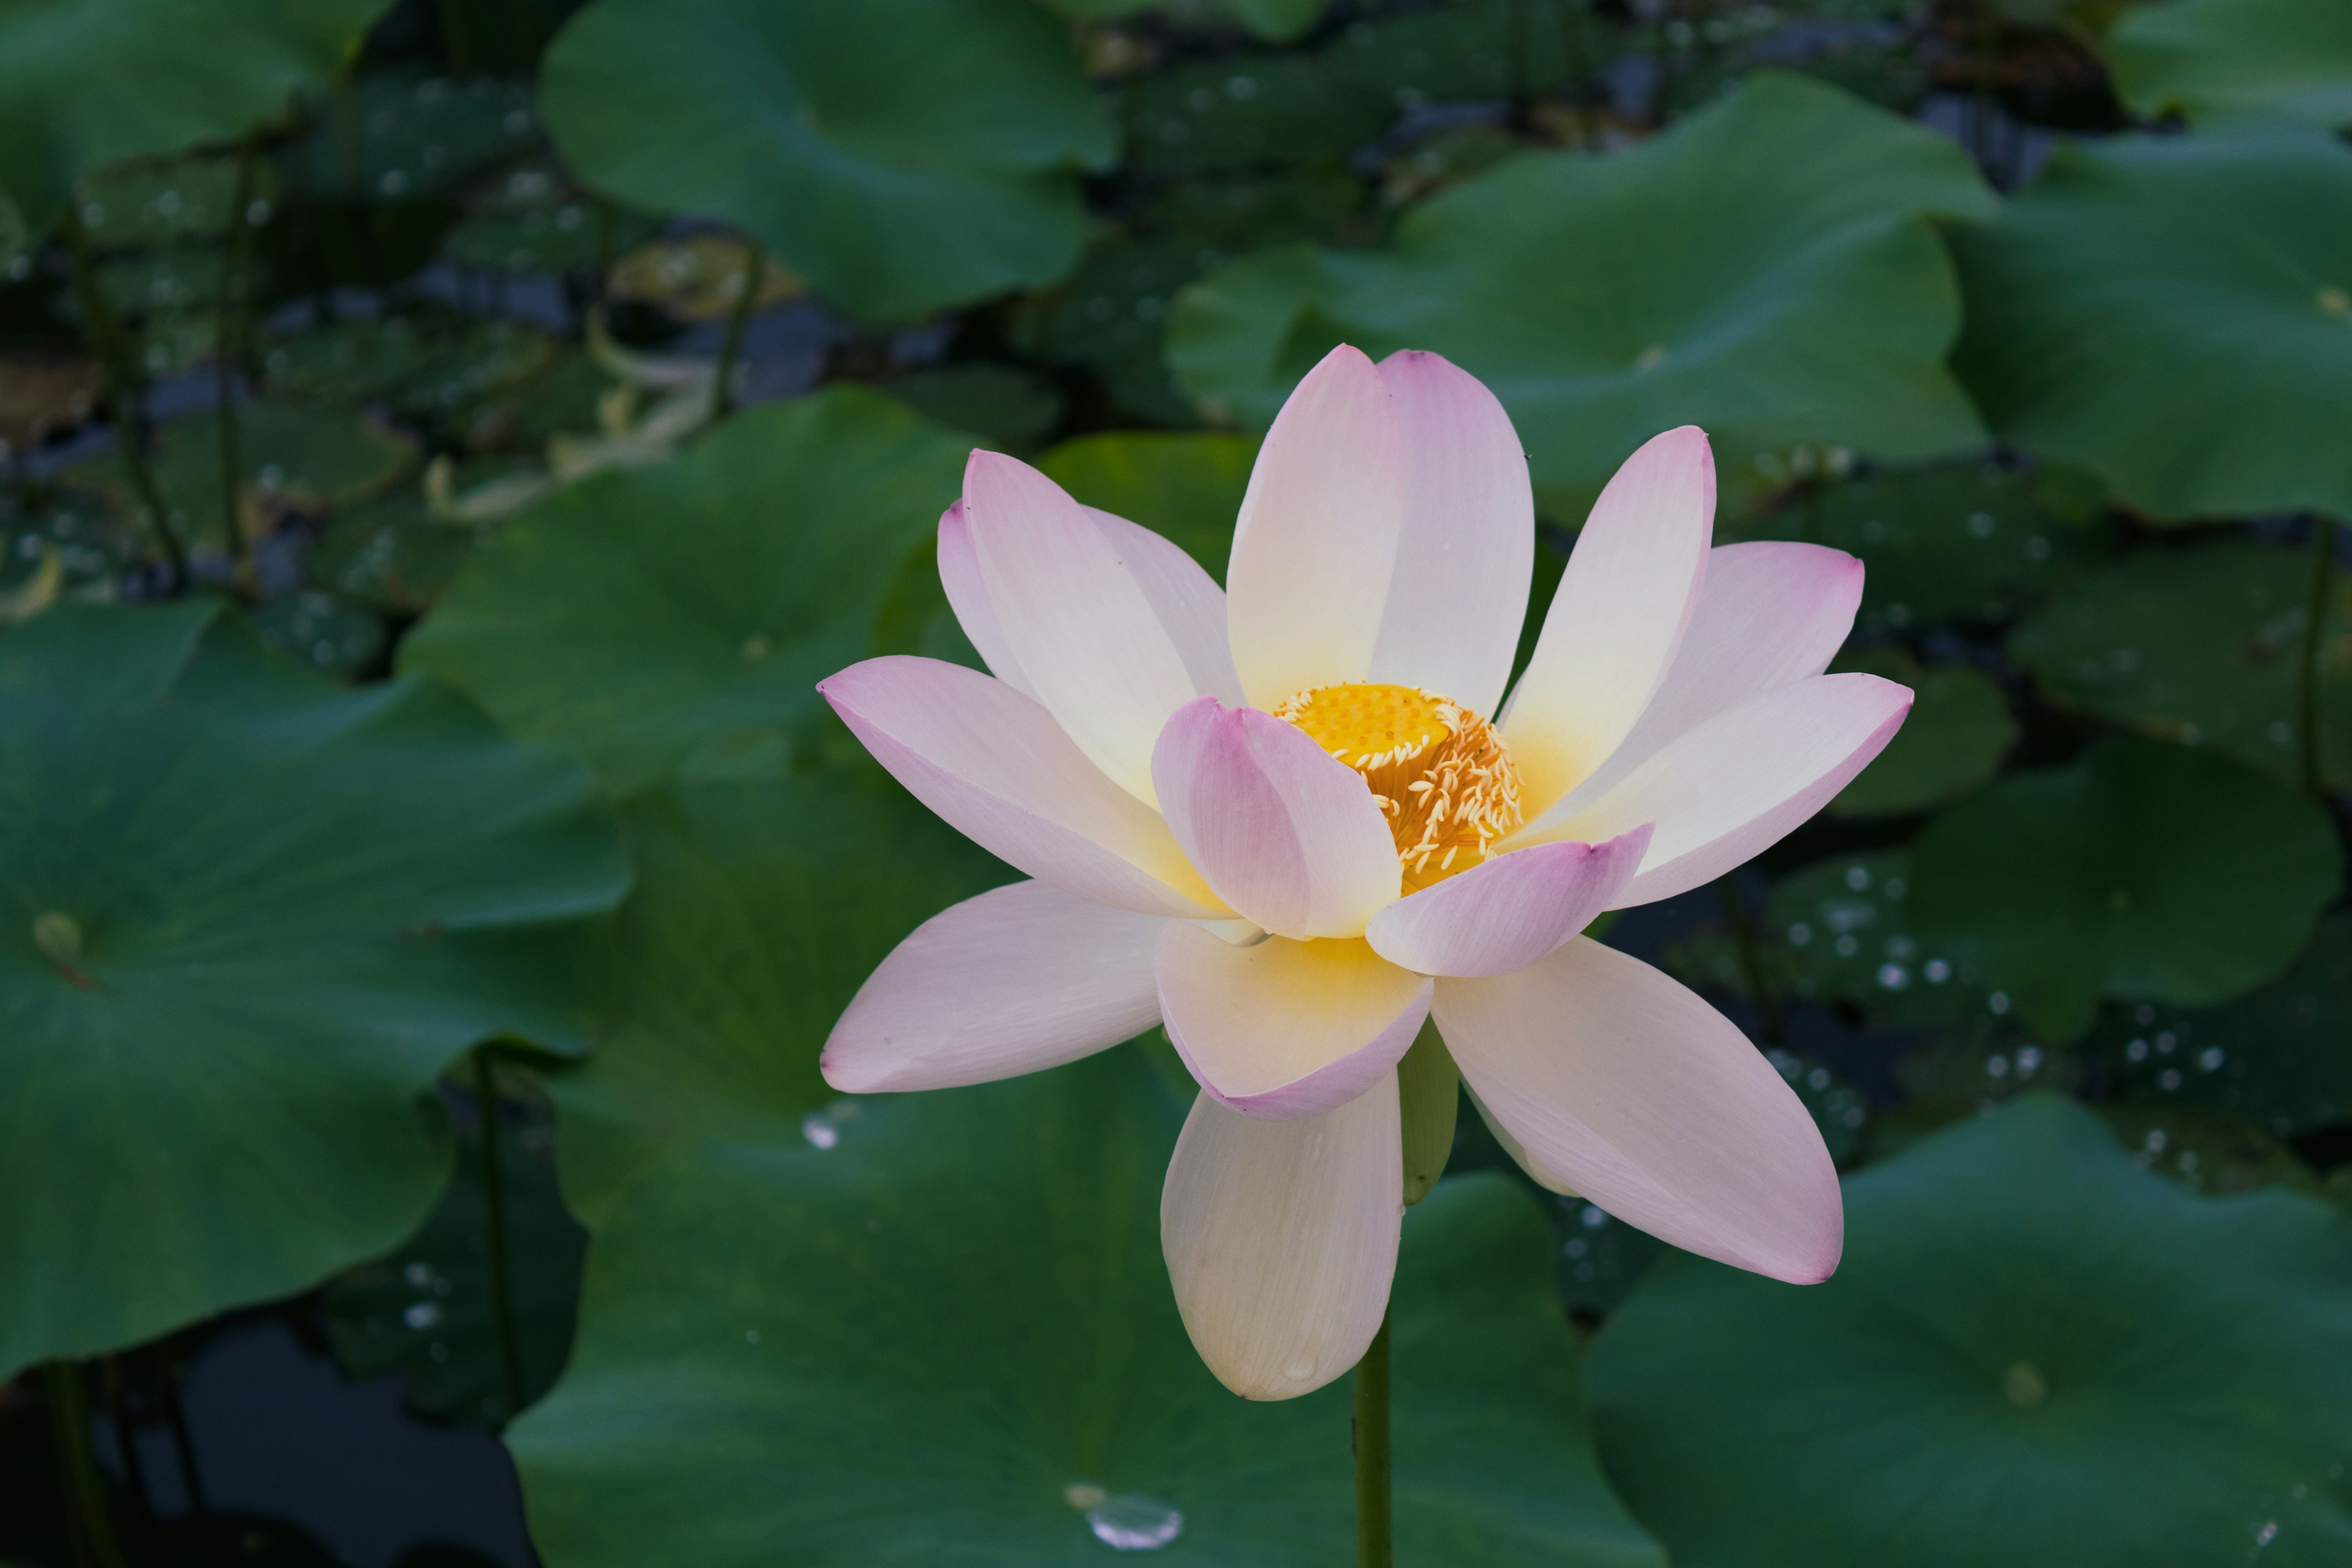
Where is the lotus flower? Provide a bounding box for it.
[818,345,1911,1400]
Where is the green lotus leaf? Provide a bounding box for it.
[539,0,1113,320]
[1950,129,2352,524]
[1167,71,1994,520]
[283,70,538,203]
[325,1073,587,1428]
[549,769,1007,1227]
[511,1050,1665,1566]
[1911,736,2342,1039]
[1734,459,2114,635]
[1588,1093,2352,1568]
[311,494,478,615]
[402,386,974,797]
[2108,0,2352,131]
[1038,429,1259,582]
[1828,646,2015,817]
[2009,537,2352,792]
[0,601,627,1377]
[0,0,387,236]
[2101,913,2352,1140]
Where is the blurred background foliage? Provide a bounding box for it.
[0,0,2348,1562]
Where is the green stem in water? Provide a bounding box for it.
[475,1047,527,1422]
[2301,516,2339,799]
[1353,1312,1393,1568]
[61,209,187,585]
[45,1362,130,1568]
[215,135,260,594]
[711,238,766,420]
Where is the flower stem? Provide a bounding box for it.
[712,237,765,420]
[2299,516,2337,799]
[45,1362,130,1568]
[61,209,187,587]
[1352,1311,1393,1568]
[215,135,260,595]
[474,1047,527,1422]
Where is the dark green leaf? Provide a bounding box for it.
[2108,0,2352,131]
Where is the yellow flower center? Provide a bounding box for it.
[1273,682,1524,891]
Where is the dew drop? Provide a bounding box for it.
[801,1114,840,1150]
[402,1301,442,1330]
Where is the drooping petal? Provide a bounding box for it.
[1434,938,1842,1283]
[934,501,1038,700]
[1501,426,1715,816]
[1363,350,1534,719]
[823,881,1163,1093]
[1529,540,1861,829]
[1161,1073,1403,1400]
[1152,696,1401,940]
[1156,924,1430,1118]
[821,657,1223,918]
[1364,826,1649,978]
[1084,507,1246,707]
[1515,673,1911,908]
[1226,344,1407,709]
[964,450,1199,804]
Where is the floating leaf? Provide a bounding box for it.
[540,0,1113,319]
[549,769,1008,1226]
[262,315,557,415]
[311,494,478,615]
[1169,72,1994,519]
[1735,459,2112,633]
[2108,0,2352,131]
[1028,236,1215,423]
[0,0,386,236]
[1950,129,2352,524]
[1828,646,2015,817]
[0,601,627,1376]
[1037,429,1257,582]
[1588,1094,2352,1568]
[403,386,972,796]
[605,235,803,322]
[247,587,387,679]
[1911,736,2342,1039]
[2103,914,2352,1139]
[876,364,1067,451]
[326,1076,587,1428]
[285,72,539,204]
[2009,537,2352,791]
[512,1052,1666,1567]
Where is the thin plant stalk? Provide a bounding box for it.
[475,1047,528,1422]
[215,135,261,593]
[61,210,188,584]
[2300,516,2339,799]
[712,238,766,420]
[1717,872,1785,1045]
[1352,1311,1393,1568]
[44,1362,130,1568]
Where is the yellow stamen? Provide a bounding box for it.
[1273,682,1524,892]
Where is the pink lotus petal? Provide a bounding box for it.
[1463,1080,1578,1196]
[1435,938,1842,1283]
[1226,344,1407,709]
[1526,540,1862,833]
[1502,426,1715,816]
[1161,1073,1402,1400]
[1156,924,1430,1118]
[823,881,1163,1093]
[1517,673,1912,908]
[821,657,1223,919]
[1152,696,1401,940]
[964,450,1200,804]
[1364,826,1650,978]
[1083,507,1246,707]
[1363,350,1534,719]
[934,501,1039,700]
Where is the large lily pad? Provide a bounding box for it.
[0,601,627,1377]
[511,1050,1665,1567]
[0,0,386,236]
[1037,429,1258,582]
[1911,736,2342,1039]
[1950,129,2352,525]
[1167,71,1994,519]
[2009,537,2352,792]
[550,769,1008,1227]
[402,386,974,796]
[540,0,1113,320]
[2108,0,2352,131]
[1587,1093,2352,1568]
